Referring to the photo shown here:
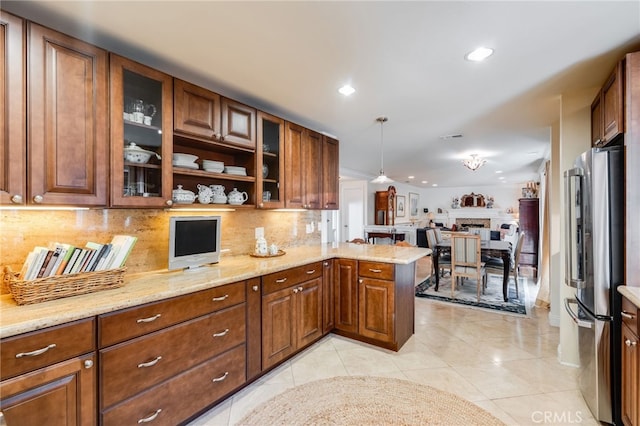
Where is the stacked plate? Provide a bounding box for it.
[173,153,199,169]
[203,160,224,173]
[224,166,247,176]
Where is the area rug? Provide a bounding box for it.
[238,376,504,425]
[415,273,527,316]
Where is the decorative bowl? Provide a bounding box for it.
[124,142,160,164]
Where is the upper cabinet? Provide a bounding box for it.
[0,11,25,206]
[284,123,321,209]
[592,60,625,147]
[256,111,284,209]
[110,54,173,207]
[1,19,109,206]
[322,136,339,210]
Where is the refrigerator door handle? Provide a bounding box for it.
[564,168,586,289]
[564,298,594,329]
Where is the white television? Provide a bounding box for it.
[168,215,221,270]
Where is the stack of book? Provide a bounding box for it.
[19,235,137,281]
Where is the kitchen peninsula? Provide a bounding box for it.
[0,243,429,425]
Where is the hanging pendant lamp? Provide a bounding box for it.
[371,116,394,184]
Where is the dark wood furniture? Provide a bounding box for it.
[284,122,323,209]
[374,190,395,225]
[434,239,512,302]
[0,318,96,425]
[518,198,539,271]
[592,60,625,147]
[621,296,639,426]
[257,111,285,208]
[366,231,406,244]
[625,52,640,290]
[322,135,340,210]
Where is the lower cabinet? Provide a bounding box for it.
[621,296,639,426]
[322,260,335,334]
[262,262,323,370]
[0,318,97,426]
[333,259,415,351]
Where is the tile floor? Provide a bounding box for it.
[189,266,597,426]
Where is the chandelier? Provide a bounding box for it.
[371,116,394,184]
[462,154,486,171]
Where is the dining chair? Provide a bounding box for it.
[434,228,444,244]
[426,228,450,277]
[450,234,486,301]
[485,231,525,298]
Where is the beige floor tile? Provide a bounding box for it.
[404,366,489,402]
[453,362,540,399]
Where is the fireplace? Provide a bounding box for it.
[455,218,491,228]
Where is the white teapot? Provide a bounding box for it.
[196,184,213,204]
[172,185,196,204]
[228,188,248,205]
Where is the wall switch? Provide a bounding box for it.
[255,227,264,239]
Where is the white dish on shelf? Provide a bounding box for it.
[203,160,224,168]
[203,166,224,173]
[173,153,199,164]
[224,166,247,176]
[172,161,199,170]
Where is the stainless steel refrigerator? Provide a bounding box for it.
[564,145,624,425]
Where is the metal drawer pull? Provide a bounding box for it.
[16,344,56,358]
[212,372,229,382]
[138,409,162,423]
[213,329,229,337]
[252,285,259,292]
[137,314,162,323]
[293,288,299,294]
[621,311,636,319]
[212,295,229,302]
[275,278,287,283]
[306,269,316,274]
[625,339,637,347]
[298,287,303,292]
[368,268,382,273]
[138,356,162,368]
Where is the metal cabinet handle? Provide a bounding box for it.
[213,329,229,337]
[165,199,173,206]
[368,268,382,273]
[293,288,299,294]
[32,195,43,203]
[252,285,259,292]
[212,295,229,302]
[306,269,316,274]
[84,360,94,369]
[10,194,22,204]
[324,262,329,267]
[212,372,229,382]
[0,412,7,426]
[621,311,636,320]
[137,314,162,323]
[625,339,637,347]
[138,356,162,368]
[359,279,363,284]
[298,286,303,292]
[138,409,162,423]
[275,278,287,283]
[16,344,56,358]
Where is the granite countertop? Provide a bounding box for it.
[618,285,640,309]
[0,243,430,338]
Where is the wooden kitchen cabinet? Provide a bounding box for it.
[322,260,335,334]
[0,11,25,206]
[0,318,97,425]
[284,122,322,209]
[262,262,323,369]
[322,135,340,210]
[256,111,285,208]
[98,281,247,424]
[621,296,639,426]
[2,14,111,207]
[592,60,625,147]
[333,259,415,351]
[110,53,173,207]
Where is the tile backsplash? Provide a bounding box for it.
[1,209,322,281]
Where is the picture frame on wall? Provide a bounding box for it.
[396,195,406,217]
[409,192,419,217]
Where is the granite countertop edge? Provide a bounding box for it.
[0,243,430,338]
[618,285,640,309]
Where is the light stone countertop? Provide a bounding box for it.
[0,243,430,339]
[618,285,640,309]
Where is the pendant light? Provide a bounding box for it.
[371,116,393,184]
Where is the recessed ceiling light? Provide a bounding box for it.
[338,84,355,96]
[432,184,438,187]
[495,170,503,174]
[498,176,505,180]
[421,180,428,184]
[465,47,494,62]
[408,175,415,179]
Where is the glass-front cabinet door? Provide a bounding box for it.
[256,111,284,208]
[110,54,173,207]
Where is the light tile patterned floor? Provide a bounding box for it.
[189,271,598,426]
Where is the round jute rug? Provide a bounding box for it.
[238,376,505,425]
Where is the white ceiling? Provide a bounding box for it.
[5,1,640,188]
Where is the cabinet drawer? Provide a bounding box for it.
[102,344,246,426]
[100,304,245,409]
[1,318,95,380]
[98,281,245,347]
[263,262,323,294]
[621,296,639,335]
[358,261,394,281]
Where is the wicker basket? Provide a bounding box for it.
[4,266,126,305]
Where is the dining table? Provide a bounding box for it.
[433,239,512,302]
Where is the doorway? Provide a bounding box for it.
[339,180,367,242]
